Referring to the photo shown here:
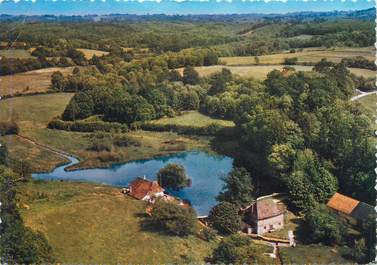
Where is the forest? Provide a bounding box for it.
[0,8,375,264]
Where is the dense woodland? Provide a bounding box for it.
[0,8,376,263]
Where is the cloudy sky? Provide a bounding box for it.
[0,0,374,15]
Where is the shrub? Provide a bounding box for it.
[150,200,197,236]
[0,121,19,135]
[200,227,217,241]
[113,135,141,147]
[48,119,128,133]
[284,57,298,65]
[208,202,241,235]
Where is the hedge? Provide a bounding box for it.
[135,122,236,136]
[48,119,129,133]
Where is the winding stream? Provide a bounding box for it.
[32,151,234,215]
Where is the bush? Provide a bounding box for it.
[150,200,197,236]
[0,121,19,135]
[208,202,241,235]
[284,57,298,65]
[88,138,112,152]
[200,227,217,241]
[113,135,141,147]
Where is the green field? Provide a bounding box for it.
[220,47,375,65]
[0,49,32,59]
[17,180,215,264]
[150,111,235,127]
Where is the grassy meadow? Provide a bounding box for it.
[17,180,216,264]
[220,47,375,65]
[149,111,235,127]
[0,67,75,97]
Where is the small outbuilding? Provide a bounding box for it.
[244,198,285,235]
[127,177,165,201]
[326,192,374,225]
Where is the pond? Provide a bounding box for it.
[32,151,234,215]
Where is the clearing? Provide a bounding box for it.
[220,47,375,65]
[77,48,109,59]
[17,180,215,264]
[0,93,212,171]
[0,67,75,97]
[183,65,375,80]
[149,111,235,128]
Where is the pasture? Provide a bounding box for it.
[186,65,375,80]
[150,111,235,128]
[220,47,375,65]
[17,180,215,264]
[0,67,75,97]
[77,48,109,59]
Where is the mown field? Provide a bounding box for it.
[17,180,216,264]
[149,111,235,127]
[220,47,375,65]
[77,48,109,59]
[0,67,75,97]
[0,49,32,59]
[184,65,375,80]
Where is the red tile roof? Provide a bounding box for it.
[251,198,284,220]
[326,192,360,215]
[128,177,164,200]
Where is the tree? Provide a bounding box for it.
[303,205,345,245]
[217,167,254,207]
[208,202,241,235]
[51,71,64,91]
[211,234,269,264]
[182,66,199,85]
[150,200,197,236]
[62,91,94,120]
[157,163,190,190]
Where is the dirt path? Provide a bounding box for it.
[351,89,377,101]
[16,134,74,161]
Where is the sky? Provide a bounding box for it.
[0,0,374,15]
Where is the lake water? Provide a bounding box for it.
[32,151,234,215]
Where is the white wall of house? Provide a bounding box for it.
[256,214,284,235]
[142,191,165,201]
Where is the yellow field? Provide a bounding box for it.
[77,48,109,59]
[184,65,375,80]
[221,47,375,65]
[0,49,33,59]
[0,67,75,97]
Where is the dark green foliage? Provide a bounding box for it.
[112,134,141,147]
[157,163,190,189]
[182,66,200,85]
[62,91,94,120]
[150,200,197,236]
[217,167,254,207]
[211,234,268,264]
[0,166,55,263]
[0,121,19,135]
[284,57,298,65]
[209,68,232,95]
[200,227,217,241]
[287,149,338,211]
[303,205,346,245]
[208,202,241,235]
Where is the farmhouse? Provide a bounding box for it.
[127,177,165,201]
[244,198,285,235]
[326,192,374,225]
